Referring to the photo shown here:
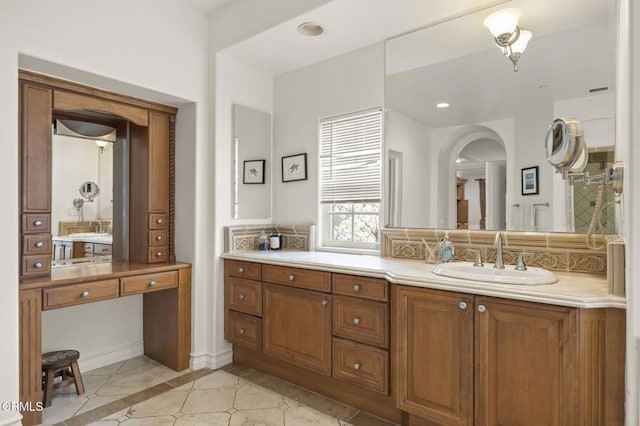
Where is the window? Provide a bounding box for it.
[319,108,382,250]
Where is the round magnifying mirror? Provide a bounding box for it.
[79,181,100,201]
[545,117,587,173]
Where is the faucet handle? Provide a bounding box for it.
[515,252,534,271]
[464,249,484,267]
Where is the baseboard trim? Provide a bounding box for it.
[190,349,232,370]
[77,341,145,372]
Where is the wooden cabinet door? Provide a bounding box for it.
[263,283,332,376]
[475,297,577,426]
[394,286,473,425]
[148,111,170,212]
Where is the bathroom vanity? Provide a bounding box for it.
[222,250,625,426]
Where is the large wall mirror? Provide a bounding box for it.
[233,104,272,219]
[385,0,617,233]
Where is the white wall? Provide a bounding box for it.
[0,2,208,422]
[386,109,431,228]
[272,43,386,227]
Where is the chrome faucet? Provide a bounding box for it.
[493,232,505,269]
[89,220,103,234]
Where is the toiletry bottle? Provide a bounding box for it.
[258,231,270,250]
[269,232,281,250]
[438,232,455,263]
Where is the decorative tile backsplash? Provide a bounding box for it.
[381,228,621,276]
[225,225,315,252]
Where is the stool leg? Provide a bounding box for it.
[70,361,85,395]
[43,369,55,408]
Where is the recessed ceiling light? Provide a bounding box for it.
[436,102,450,109]
[298,22,324,36]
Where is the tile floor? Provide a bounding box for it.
[42,356,396,426]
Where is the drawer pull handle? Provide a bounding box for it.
[288,274,295,281]
[352,317,361,325]
[155,252,163,257]
[81,291,90,298]
[34,262,43,269]
[239,293,246,300]
[239,328,246,335]
[149,281,157,287]
[35,241,44,248]
[477,304,487,313]
[157,218,164,224]
[33,220,43,227]
[459,301,467,310]
[352,284,360,292]
[353,362,361,370]
[321,299,329,306]
[156,235,163,241]
[239,267,245,273]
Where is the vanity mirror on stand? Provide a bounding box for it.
[385,0,619,234]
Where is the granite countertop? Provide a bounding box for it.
[53,234,113,244]
[222,250,625,309]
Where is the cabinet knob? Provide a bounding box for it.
[157,218,164,224]
[239,328,245,335]
[238,267,245,273]
[352,284,360,292]
[149,280,157,287]
[459,301,467,310]
[321,299,329,306]
[81,291,90,298]
[35,241,44,248]
[156,235,163,241]
[352,317,361,325]
[353,362,361,370]
[155,252,162,257]
[288,274,295,281]
[239,293,246,300]
[33,220,43,227]
[34,262,43,269]
[477,304,487,313]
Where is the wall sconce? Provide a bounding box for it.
[483,8,533,72]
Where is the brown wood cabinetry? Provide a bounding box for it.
[394,285,625,426]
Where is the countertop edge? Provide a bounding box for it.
[222,251,626,310]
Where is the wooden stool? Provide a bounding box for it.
[41,350,85,407]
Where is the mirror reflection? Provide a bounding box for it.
[385,0,617,232]
[233,104,272,219]
[51,132,114,265]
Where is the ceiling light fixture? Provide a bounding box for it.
[436,102,450,109]
[483,8,533,72]
[298,22,324,37]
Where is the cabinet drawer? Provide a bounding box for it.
[149,213,167,230]
[23,234,51,255]
[333,338,389,395]
[228,311,262,351]
[22,254,51,276]
[225,277,262,316]
[263,264,331,292]
[84,243,94,253]
[93,243,112,255]
[22,214,51,233]
[120,271,177,295]
[149,230,167,246]
[225,259,261,281]
[333,274,388,302]
[148,246,168,263]
[43,279,119,310]
[333,296,389,348]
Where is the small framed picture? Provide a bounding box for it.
[243,160,265,184]
[521,166,539,195]
[282,153,307,182]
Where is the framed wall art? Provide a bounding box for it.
[243,160,265,184]
[521,166,539,195]
[282,153,307,182]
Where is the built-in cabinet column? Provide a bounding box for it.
[19,289,42,425]
[20,82,53,277]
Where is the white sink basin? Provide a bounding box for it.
[68,232,110,237]
[432,262,558,285]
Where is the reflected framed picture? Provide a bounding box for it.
[282,153,307,182]
[243,160,265,184]
[521,166,539,195]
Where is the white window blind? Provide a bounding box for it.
[320,109,382,203]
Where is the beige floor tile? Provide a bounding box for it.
[84,361,125,377]
[193,370,241,390]
[76,395,123,415]
[87,420,120,426]
[128,389,189,417]
[119,416,176,425]
[285,405,343,425]
[305,395,358,421]
[229,407,284,426]
[182,388,236,414]
[234,383,284,410]
[41,395,89,425]
[174,412,231,425]
[96,369,159,396]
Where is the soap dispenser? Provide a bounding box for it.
[258,231,270,250]
[438,232,455,263]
